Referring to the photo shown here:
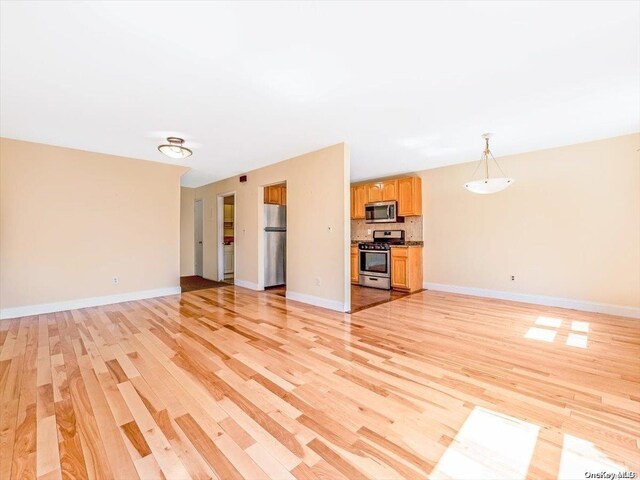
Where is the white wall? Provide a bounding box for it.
[189,143,351,312]
[1,138,186,317]
[418,133,640,317]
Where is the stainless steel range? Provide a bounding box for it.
[358,230,405,290]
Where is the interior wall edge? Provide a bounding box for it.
[286,290,349,313]
[233,279,262,291]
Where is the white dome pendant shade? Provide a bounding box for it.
[464,133,514,194]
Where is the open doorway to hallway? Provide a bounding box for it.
[194,199,203,276]
[217,193,235,284]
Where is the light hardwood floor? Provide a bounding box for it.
[1,287,638,479]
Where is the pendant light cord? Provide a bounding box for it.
[467,134,510,183]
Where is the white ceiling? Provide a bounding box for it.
[1,1,638,187]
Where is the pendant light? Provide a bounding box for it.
[464,133,513,194]
[158,137,192,159]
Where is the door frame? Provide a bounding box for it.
[194,199,204,276]
[217,191,236,282]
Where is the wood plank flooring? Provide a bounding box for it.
[180,276,229,293]
[349,285,410,313]
[1,287,638,479]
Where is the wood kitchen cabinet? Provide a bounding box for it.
[350,245,359,284]
[366,183,383,203]
[351,185,366,219]
[264,185,286,205]
[391,246,423,292]
[381,180,397,201]
[367,180,397,203]
[350,177,421,219]
[397,177,422,216]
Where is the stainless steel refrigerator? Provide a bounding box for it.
[264,204,286,287]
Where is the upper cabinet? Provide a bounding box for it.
[351,184,366,219]
[397,177,422,216]
[366,183,383,203]
[366,180,397,203]
[264,184,286,205]
[350,176,421,219]
[382,180,397,201]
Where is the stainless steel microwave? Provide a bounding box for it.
[365,201,401,223]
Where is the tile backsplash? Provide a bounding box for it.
[351,216,423,242]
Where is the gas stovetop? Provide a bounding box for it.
[358,230,405,250]
[358,241,404,251]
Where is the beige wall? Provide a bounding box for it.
[419,133,640,310]
[180,187,195,276]
[0,138,187,311]
[190,143,350,311]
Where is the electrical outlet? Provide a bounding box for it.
[367,229,372,235]
[315,277,321,286]
[511,275,515,281]
[112,276,119,285]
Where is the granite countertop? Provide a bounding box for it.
[351,240,424,246]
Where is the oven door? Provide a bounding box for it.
[365,202,397,223]
[359,249,390,278]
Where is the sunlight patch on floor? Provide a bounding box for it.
[526,317,590,349]
[525,327,557,342]
[430,407,539,480]
[558,434,628,479]
[566,333,588,348]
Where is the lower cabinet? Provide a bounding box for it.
[391,246,422,292]
[351,245,359,284]
[223,244,234,274]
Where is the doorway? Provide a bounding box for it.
[217,193,235,284]
[194,199,203,276]
[263,182,287,294]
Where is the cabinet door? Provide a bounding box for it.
[350,247,359,283]
[352,185,366,219]
[280,186,287,205]
[350,187,356,219]
[391,255,408,289]
[382,180,398,201]
[267,186,281,205]
[397,177,422,216]
[366,183,383,203]
[223,245,234,274]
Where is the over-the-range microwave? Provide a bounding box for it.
[365,201,403,224]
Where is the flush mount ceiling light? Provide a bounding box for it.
[158,137,192,159]
[464,133,514,194]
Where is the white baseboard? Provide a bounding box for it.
[233,279,262,291]
[0,286,182,320]
[286,291,348,313]
[424,282,640,319]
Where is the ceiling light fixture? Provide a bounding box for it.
[464,133,513,194]
[158,137,192,159]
